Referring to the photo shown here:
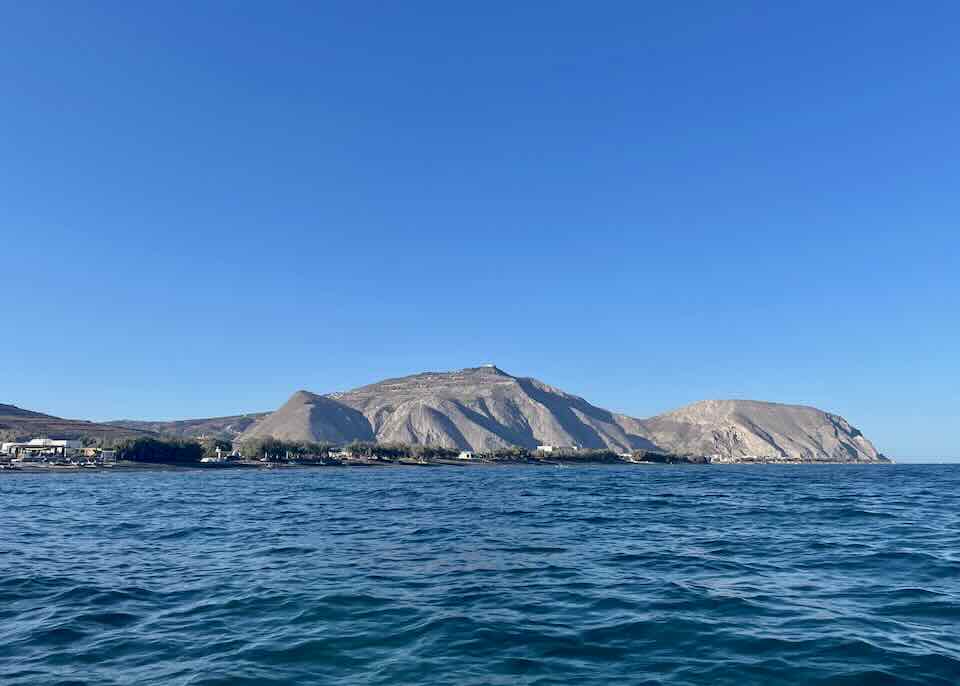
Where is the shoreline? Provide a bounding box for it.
[0,458,896,474]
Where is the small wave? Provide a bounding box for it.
[4,464,960,685]
[260,545,318,556]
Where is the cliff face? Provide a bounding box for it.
[637,399,888,462]
[239,366,658,452]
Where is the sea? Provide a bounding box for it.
[1,464,959,685]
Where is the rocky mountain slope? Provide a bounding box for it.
[0,404,154,443]
[236,366,886,462]
[239,366,658,452]
[637,399,887,462]
[7,367,889,462]
[242,393,374,444]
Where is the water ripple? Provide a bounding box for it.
[2,464,960,685]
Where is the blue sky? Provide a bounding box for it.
[1,2,957,460]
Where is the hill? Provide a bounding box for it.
[239,366,657,452]
[637,399,887,462]
[0,404,154,444]
[106,413,269,440]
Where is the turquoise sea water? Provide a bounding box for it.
[1,464,959,685]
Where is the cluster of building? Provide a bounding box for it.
[0,438,117,466]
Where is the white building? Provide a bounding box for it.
[536,445,577,454]
[31,438,82,449]
[457,451,474,460]
[201,447,240,463]
[2,438,82,459]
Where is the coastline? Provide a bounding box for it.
[0,458,895,474]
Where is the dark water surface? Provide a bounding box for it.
[2,464,959,685]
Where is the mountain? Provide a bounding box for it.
[238,366,655,453]
[637,399,887,462]
[0,404,154,443]
[6,367,888,463]
[241,392,373,444]
[107,413,269,440]
[237,367,887,462]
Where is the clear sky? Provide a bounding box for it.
[2,2,958,461]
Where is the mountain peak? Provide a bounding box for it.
[287,389,322,404]
[461,364,510,376]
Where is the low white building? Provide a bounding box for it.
[457,451,474,460]
[201,447,240,463]
[536,445,577,454]
[2,438,82,459]
[31,438,82,449]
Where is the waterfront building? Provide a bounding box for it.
[1,438,83,460]
[1,440,118,464]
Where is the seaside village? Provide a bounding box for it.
[0,436,598,469]
[0,433,720,469]
[198,442,663,465]
[0,439,117,468]
[198,443,599,464]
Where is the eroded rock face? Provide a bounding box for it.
[240,366,658,452]
[636,399,888,462]
[237,369,889,462]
